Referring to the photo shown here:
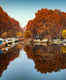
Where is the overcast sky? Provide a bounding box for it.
[0,0,66,27]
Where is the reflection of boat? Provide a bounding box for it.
[0,49,3,54]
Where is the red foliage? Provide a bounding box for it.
[0,47,20,76]
[24,45,66,73]
[0,7,23,37]
[26,9,66,39]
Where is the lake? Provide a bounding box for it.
[0,44,66,80]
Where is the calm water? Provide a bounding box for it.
[0,44,66,80]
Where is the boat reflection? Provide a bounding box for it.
[24,44,66,74]
[0,43,23,77]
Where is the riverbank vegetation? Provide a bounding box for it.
[0,7,66,44]
[0,7,23,38]
[25,9,66,40]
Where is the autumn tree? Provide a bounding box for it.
[0,7,23,38]
[16,32,23,37]
[25,9,66,39]
[62,29,66,38]
[24,30,32,39]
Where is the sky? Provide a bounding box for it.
[0,0,66,27]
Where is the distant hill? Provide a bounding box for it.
[25,9,66,39]
[0,7,23,38]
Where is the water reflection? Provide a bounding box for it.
[0,43,22,77]
[0,42,66,80]
[24,44,66,73]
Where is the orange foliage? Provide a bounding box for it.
[24,45,66,73]
[26,9,66,39]
[0,7,23,38]
[0,46,20,76]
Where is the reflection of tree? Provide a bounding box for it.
[24,45,66,74]
[0,44,22,77]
